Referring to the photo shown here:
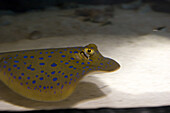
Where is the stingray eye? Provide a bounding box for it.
[88,49,91,52]
[85,48,94,56]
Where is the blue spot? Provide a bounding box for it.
[32,80,36,84]
[13,65,17,67]
[24,62,26,65]
[40,52,42,54]
[62,73,64,75]
[89,59,93,61]
[100,63,103,65]
[70,57,74,60]
[57,83,60,86]
[46,52,48,54]
[65,62,69,65]
[59,51,62,53]
[69,51,72,53]
[31,68,35,71]
[47,75,50,77]
[47,86,49,88]
[18,76,22,79]
[69,66,73,68]
[36,75,38,77]
[62,55,66,57]
[81,62,85,65]
[89,68,92,70]
[14,61,19,63]
[74,68,76,69]
[48,55,52,58]
[27,77,30,80]
[39,63,45,65]
[51,71,55,74]
[58,71,61,73]
[21,73,24,76]
[51,52,54,54]
[8,68,11,71]
[70,78,73,80]
[3,65,6,68]
[76,61,79,63]
[64,75,68,78]
[60,60,63,63]
[69,82,71,85]
[83,67,86,69]
[51,86,53,89]
[74,51,78,53]
[39,85,41,88]
[39,57,44,60]
[39,77,43,80]
[86,66,89,68]
[27,66,31,69]
[17,67,20,69]
[43,86,46,89]
[16,54,18,57]
[53,78,57,81]
[30,56,34,58]
[64,49,67,51]
[41,70,44,73]
[87,62,90,64]
[45,72,47,75]
[10,73,13,76]
[26,82,28,85]
[70,74,73,76]
[9,57,12,59]
[91,47,94,49]
[61,85,64,89]
[51,63,57,67]
[24,56,28,58]
[4,61,7,64]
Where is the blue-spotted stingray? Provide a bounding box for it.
[0,44,120,102]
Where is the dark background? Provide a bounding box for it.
[0,0,170,13]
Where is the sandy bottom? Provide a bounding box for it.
[0,5,170,111]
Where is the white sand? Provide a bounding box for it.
[0,6,170,111]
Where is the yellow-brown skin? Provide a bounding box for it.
[0,44,120,102]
